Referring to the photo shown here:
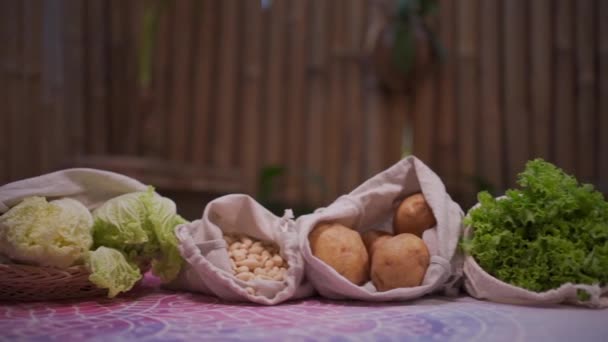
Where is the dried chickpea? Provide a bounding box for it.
[241,237,253,248]
[224,233,290,286]
[237,258,261,270]
[257,274,274,281]
[232,249,247,261]
[224,235,236,245]
[271,254,284,267]
[236,272,254,281]
[249,245,264,254]
[254,268,265,275]
[236,265,250,273]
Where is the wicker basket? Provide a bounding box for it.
[0,263,107,301]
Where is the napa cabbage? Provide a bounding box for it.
[0,197,93,268]
[92,188,186,283]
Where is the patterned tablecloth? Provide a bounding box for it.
[2,274,607,342]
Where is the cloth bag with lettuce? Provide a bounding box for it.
[0,168,187,298]
[462,159,608,308]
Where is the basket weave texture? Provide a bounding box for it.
[0,263,107,301]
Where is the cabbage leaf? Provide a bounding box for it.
[86,246,142,298]
[92,187,186,283]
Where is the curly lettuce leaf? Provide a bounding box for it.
[85,246,142,298]
[0,197,93,268]
[464,159,608,295]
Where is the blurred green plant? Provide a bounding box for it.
[392,0,444,75]
[257,165,328,217]
[138,0,169,88]
[257,165,287,204]
[469,175,497,197]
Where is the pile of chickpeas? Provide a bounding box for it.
[223,234,288,296]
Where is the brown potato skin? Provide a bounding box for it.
[309,223,370,285]
[393,193,436,237]
[361,230,392,259]
[371,233,430,291]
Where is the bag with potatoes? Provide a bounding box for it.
[297,156,464,301]
[166,194,314,305]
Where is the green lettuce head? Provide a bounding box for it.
[463,159,608,298]
[0,197,93,268]
[92,188,186,283]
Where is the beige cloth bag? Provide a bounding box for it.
[297,156,464,301]
[463,208,608,308]
[464,255,608,308]
[167,194,314,305]
[0,168,147,214]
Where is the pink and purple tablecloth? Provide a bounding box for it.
[2,274,607,341]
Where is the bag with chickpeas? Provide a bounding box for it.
[166,194,314,305]
[297,156,464,301]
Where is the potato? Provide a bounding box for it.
[308,223,369,285]
[371,233,430,291]
[393,193,436,237]
[361,230,392,258]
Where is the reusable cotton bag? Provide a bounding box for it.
[463,203,608,309]
[298,156,464,301]
[0,168,147,214]
[168,194,314,305]
[464,253,608,308]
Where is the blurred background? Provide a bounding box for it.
[0,0,606,219]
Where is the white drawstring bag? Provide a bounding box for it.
[0,168,147,214]
[297,156,464,301]
[463,202,608,308]
[167,194,314,305]
[464,253,608,308]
